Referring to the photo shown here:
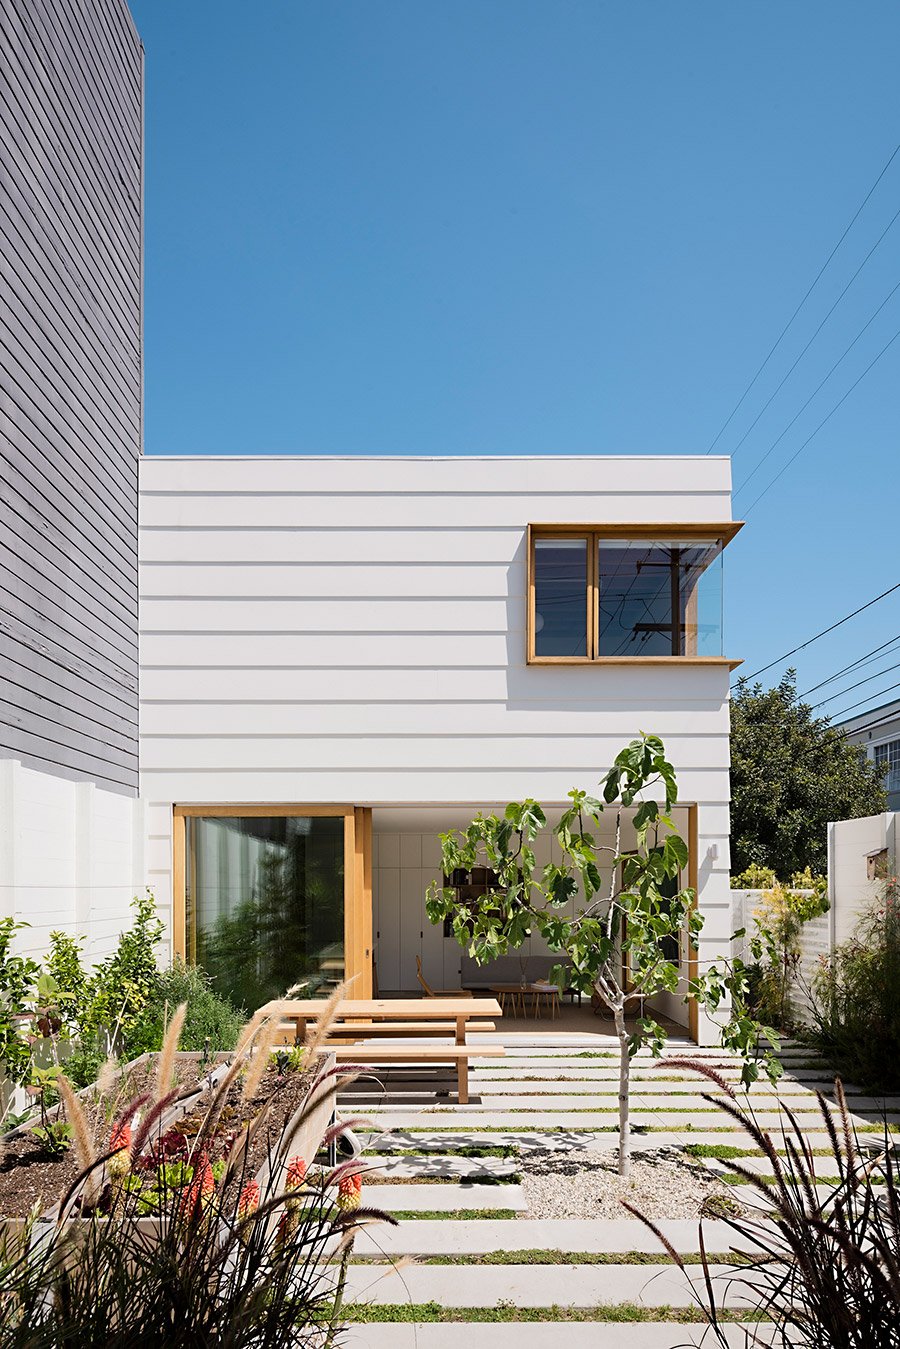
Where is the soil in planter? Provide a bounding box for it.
[0,1058,204,1221]
[102,1062,320,1218]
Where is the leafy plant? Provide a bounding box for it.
[87,892,165,1060]
[811,867,900,1093]
[730,863,776,891]
[46,932,89,1031]
[126,959,246,1059]
[0,919,40,1091]
[629,1059,900,1348]
[426,734,777,1176]
[27,1066,72,1158]
[748,879,829,1029]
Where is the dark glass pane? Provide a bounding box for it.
[186,815,344,1011]
[597,540,720,656]
[534,538,588,656]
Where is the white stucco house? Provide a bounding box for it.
[137,453,742,1041]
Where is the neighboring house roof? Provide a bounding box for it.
[836,697,900,743]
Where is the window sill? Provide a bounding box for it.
[527,656,743,669]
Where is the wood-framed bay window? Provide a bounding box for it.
[527,523,743,665]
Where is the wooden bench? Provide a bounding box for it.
[318,1020,497,1043]
[332,1042,505,1104]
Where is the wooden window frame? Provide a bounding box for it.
[527,522,744,668]
[172,803,373,998]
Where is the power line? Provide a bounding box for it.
[734,275,900,498]
[742,322,900,515]
[835,705,900,738]
[799,633,900,698]
[811,658,900,709]
[705,138,900,455]
[827,678,900,723]
[734,581,900,684]
[730,214,900,469]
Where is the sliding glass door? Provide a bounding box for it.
[183,812,346,1011]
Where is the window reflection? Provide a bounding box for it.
[533,538,588,657]
[185,815,344,1011]
[597,539,721,657]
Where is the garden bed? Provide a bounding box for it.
[0,1050,330,1224]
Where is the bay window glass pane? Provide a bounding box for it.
[533,537,588,657]
[597,539,722,657]
[186,814,344,1011]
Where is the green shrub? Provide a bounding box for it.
[127,960,245,1057]
[730,864,776,890]
[811,873,900,1092]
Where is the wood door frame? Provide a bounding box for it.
[172,803,373,997]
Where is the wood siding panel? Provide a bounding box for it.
[0,0,142,796]
[139,455,735,808]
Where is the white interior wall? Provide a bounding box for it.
[372,806,692,1030]
[0,758,148,965]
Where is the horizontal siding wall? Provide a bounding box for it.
[140,455,737,1018]
[0,0,142,795]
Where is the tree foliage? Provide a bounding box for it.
[730,671,886,879]
[426,734,775,1176]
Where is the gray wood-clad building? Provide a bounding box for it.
[0,0,143,796]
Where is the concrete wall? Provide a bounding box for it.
[0,0,143,795]
[0,758,148,965]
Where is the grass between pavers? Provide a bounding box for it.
[349,1250,756,1267]
[344,1302,767,1324]
[386,1209,520,1220]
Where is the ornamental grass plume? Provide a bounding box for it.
[154,1000,187,1100]
[240,1014,283,1102]
[0,1055,395,1346]
[626,1058,900,1348]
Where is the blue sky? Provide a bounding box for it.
[132,1,900,712]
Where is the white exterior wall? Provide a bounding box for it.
[828,812,900,945]
[0,758,148,965]
[139,454,737,1041]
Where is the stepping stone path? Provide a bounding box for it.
[336,1031,873,1344]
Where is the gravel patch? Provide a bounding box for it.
[520,1146,745,1220]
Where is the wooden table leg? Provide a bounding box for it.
[457,1056,469,1105]
[456,1016,466,1045]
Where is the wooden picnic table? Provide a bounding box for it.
[255,996,502,1045]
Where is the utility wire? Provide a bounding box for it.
[706,139,900,455]
[811,658,900,709]
[835,705,900,737]
[827,678,900,723]
[742,322,900,515]
[731,214,900,470]
[799,633,900,698]
[735,581,900,684]
[734,275,900,498]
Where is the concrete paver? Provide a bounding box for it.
[342,1261,759,1308]
[342,1324,783,1348]
[364,1182,527,1212]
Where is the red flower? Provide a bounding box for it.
[181,1154,215,1218]
[337,1172,362,1212]
[237,1180,259,1220]
[286,1156,307,1190]
[109,1120,132,1154]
